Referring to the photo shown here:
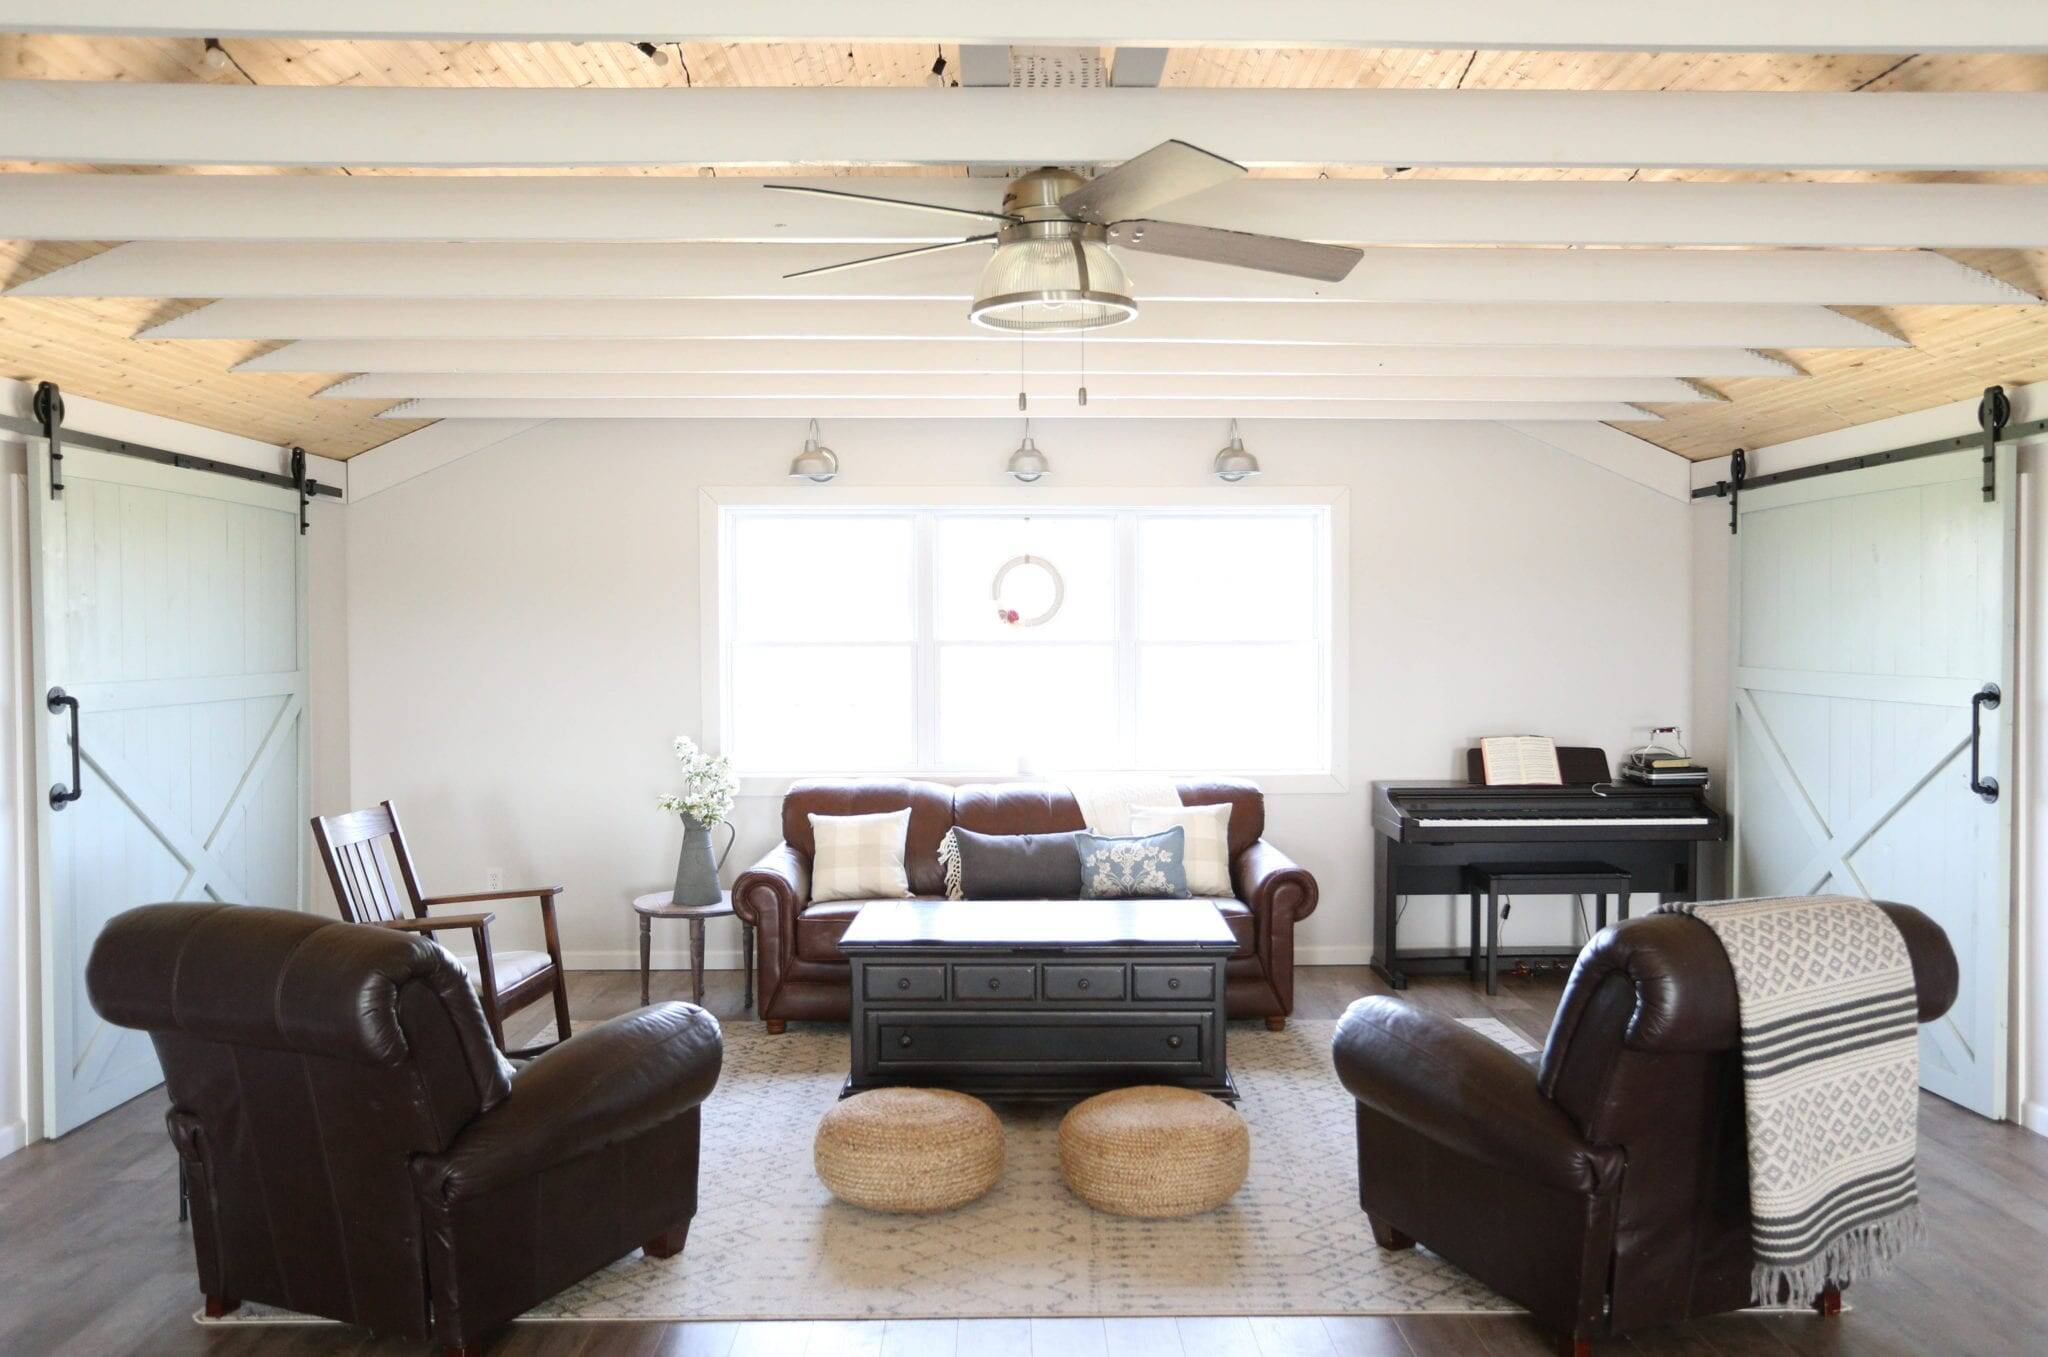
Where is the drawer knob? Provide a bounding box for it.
[897,977,911,990]
[1077,977,1090,990]
[1166,1035,1184,1050]
[988,977,1002,990]
[1167,977,1182,990]
[898,1034,913,1048]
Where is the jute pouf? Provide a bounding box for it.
[1058,1085,1250,1218]
[814,1087,1004,1213]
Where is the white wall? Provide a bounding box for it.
[0,380,348,1153]
[344,417,1694,974]
[1688,384,2048,1136]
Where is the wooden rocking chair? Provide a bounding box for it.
[311,801,571,1055]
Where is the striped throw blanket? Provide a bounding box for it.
[1660,894,1923,1303]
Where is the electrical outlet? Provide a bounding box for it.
[485,868,503,891]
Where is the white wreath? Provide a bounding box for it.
[991,554,1065,628]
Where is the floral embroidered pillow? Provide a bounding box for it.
[1075,827,1191,900]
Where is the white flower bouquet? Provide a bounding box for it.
[657,735,736,829]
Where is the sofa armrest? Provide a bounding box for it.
[1334,996,1618,1197]
[412,1002,722,1204]
[732,841,808,929]
[1233,839,1318,922]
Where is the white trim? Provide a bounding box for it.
[171,299,1901,349]
[12,83,2048,172]
[10,4,2045,54]
[15,174,2048,250]
[700,486,1351,797]
[1500,421,1692,501]
[344,418,544,501]
[0,1118,24,1160]
[2023,1100,2048,1138]
[381,398,1664,423]
[244,339,1799,379]
[23,241,2027,307]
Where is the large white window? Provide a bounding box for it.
[712,499,1338,785]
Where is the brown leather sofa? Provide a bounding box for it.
[734,778,1317,1031]
[85,903,723,1356]
[1332,904,1957,1356]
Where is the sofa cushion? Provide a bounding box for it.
[784,779,955,897]
[953,779,1263,858]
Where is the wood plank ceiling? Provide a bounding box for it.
[3,30,2047,460]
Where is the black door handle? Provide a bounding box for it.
[1969,683,2001,803]
[47,687,82,810]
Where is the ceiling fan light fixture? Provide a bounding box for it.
[971,232,1137,334]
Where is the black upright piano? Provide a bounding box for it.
[1370,747,1727,987]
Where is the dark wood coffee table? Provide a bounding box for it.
[838,899,1239,1103]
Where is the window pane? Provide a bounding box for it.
[731,513,914,642]
[730,644,914,771]
[933,514,1115,642]
[1135,642,1323,772]
[1137,514,1320,642]
[936,644,1117,774]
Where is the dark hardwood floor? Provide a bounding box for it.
[2,963,2042,1357]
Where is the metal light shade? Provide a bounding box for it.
[971,234,1137,334]
[789,420,839,483]
[1005,434,1051,484]
[1213,422,1261,483]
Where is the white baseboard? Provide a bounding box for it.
[1293,945,1375,965]
[0,1118,27,1160]
[2022,1099,2048,1139]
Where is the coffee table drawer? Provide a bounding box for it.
[864,964,945,1002]
[872,1015,1206,1071]
[952,963,1036,1000]
[1133,964,1213,1000]
[1043,964,1125,1001]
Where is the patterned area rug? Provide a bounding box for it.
[214,1019,1518,1323]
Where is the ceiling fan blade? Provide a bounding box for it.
[1058,140,1246,225]
[782,235,997,280]
[765,183,1016,224]
[1105,219,1364,283]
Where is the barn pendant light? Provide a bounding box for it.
[1005,422,1051,484]
[788,420,839,483]
[1212,420,1261,483]
[969,170,1136,334]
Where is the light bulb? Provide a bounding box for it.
[202,38,230,71]
[637,41,672,68]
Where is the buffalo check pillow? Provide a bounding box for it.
[808,808,914,903]
[1129,802,1233,898]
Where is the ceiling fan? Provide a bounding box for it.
[766,140,1364,334]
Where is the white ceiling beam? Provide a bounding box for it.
[10,83,2048,171]
[320,372,1717,403]
[147,299,1902,349]
[235,338,1797,378]
[25,241,2028,306]
[18,175,2048,250]
[374,397,1663,421]
[10,3,2043,54]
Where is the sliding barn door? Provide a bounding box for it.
[1730,447,2015,1119]
[28,444,309,1137]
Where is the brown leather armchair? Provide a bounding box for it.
[86,903,723,1356]
[1332,904,1958,1356]
[734,777,1318,1031]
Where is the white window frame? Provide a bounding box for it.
[700,485,1349,797]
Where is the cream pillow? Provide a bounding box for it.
[809,808,914,903]
[1129,803,1234,898]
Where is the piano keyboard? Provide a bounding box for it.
[1415,816,1711,828]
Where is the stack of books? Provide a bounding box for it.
[1622,752,1710,787]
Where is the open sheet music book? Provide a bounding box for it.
[1479,736,1563,787]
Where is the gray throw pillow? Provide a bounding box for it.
[949,827,1085,900]
[1076,827,1191,900]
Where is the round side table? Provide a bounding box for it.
[633,889,754,1011]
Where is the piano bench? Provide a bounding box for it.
[1461,863,1635,996]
